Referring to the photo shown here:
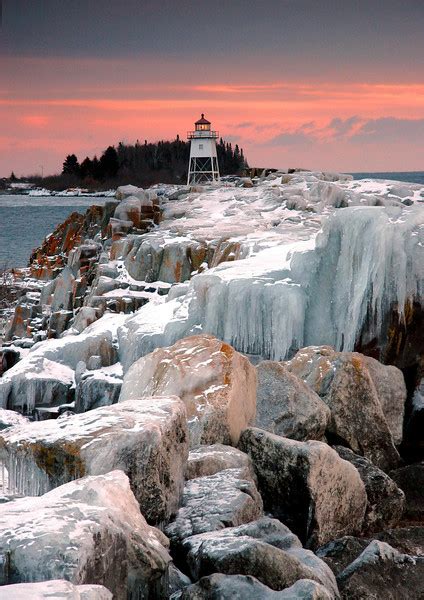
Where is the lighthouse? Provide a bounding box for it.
[187,114,220,185]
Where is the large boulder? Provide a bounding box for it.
[390,462,424,521]
[336,540,424,599]
[0,581,112,600]
[0,398,188,525]
[0,471,171,599]
[286,347,402,470]
[173,574,334,599]
[179,518,338,597]
[185,444,254,480]
[165,467,263,547]
[361,355,406,445]
[120,335,257,447]
[256,361,330,440]
[334,446,405,533]
[239,428,367,548]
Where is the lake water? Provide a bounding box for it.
[351,171,424,185]
[0,195,107,268]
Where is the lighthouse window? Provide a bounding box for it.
[199,144,204,149]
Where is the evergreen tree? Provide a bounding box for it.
[80,157,93,179]
[9,172,18,182]
[62,154,80,176]
[91,156,101,180]
[99,146,119,180]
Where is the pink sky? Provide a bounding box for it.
[1,54,424,176]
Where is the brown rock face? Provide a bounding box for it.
[255,361,330,441]
[286,346,404,471]
[119,334,257,447]
[239,427,367,549]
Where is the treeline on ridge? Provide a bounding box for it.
[25,137,248,191]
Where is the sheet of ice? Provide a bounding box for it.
[118,204,424,366]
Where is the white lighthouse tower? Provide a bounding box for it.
[187,114,220,185]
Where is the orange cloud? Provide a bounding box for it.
[20,115,50,127]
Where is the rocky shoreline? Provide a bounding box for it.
[0,172,423,598]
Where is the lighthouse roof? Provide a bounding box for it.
[195,113,211,125]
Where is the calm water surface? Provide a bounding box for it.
[0,195,107,268]
[351,171,424,185]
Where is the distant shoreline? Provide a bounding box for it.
[2,171,424,194]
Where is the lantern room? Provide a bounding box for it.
[195,114,211,132]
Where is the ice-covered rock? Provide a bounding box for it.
[30,312,126,369]
[0,581,112,600]
[185,444,254,480]
[179,518,338,597]
[286,347,402,470]
[0,356,74,414]
[0,398,188,524]
[173,575,334,599]
[239,428,367,548]
[165,467,263,547]
[0,471,171,598]
[75,363,123,412]
[115,184,145,201]
[0,408,30,430]
[405,377,424,455]
[255,361,330,440]
[334,446,405,533]
[119,335,256,446]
